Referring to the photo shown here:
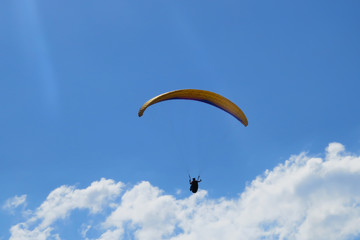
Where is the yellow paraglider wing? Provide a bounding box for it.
[138,89,248,126]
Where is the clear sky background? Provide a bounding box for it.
[1,1,360,239]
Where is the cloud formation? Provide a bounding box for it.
[6,143,360,240]
[9,178,123,240]
[3,195,27,212]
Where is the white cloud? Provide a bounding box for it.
[3,195,27,212]
[7,143,360,240]
[9,178,123,240]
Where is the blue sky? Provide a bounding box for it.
[1,1,360,239]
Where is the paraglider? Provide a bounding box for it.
[138,89,248,194]
[138,89,248,126]
[189,175,202,193]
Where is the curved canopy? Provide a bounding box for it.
[138,89,248,126]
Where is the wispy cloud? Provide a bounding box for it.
[7,143,360,240]
[3,195,27,212]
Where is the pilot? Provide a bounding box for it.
[189,176,202,193]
